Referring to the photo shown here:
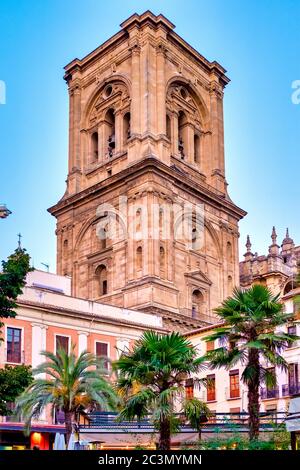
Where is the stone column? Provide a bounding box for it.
[78,331,89,355]
[156,44,166,135]
[31,323,47,368]
[31,323,47,422]
[130,43,141,135]
[116,338,130,359]
[73,83,81,170]
[98,119,106,162]
[171,111,178,156]
[115,109,123,154]
[186,123,195,165]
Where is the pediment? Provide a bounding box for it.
[184,270,212,286]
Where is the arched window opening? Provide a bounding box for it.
[192,289,204,318]
[123,112,131,144]
[95,265,108,296]
[105,109,115,158]
[166,114,171,140]
[91,131,98,162]
[284,280,295,295]
[136,246,143,271]
[160,246,165,272]
[194,134,200,163]
[178,111,187,159]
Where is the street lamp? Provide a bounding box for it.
[0,204,12,219]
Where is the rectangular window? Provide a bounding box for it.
[7,327,22,363]
[96,342,109,370]
[288,363,299,387]
[207,374,216,402]
[185,378,194,399]
[206,340,214,352]
[287,325,297,347]
[229,370,240,398]
[56,335,69,354]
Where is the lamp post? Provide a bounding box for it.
[0,204,12,219]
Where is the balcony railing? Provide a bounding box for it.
[260,387,279,400]
[282,383,300,397]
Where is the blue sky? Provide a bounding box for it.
[0,0,299,270]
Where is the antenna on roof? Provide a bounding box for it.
[41,262,50,273]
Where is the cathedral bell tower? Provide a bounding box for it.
[49,11,246,331]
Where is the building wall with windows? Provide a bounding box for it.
[185,289,300,417]
[0,269,165,446]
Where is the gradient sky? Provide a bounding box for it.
[0,0,299,271]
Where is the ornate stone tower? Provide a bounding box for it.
[49,11,246,331]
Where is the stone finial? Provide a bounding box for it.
[246,235,252,253]
[286,227,289,239]
[271,226,277,245]
[281,227,294,251]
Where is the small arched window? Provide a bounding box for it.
[136,246,143,271]
[192,289,204,318]
[91,131,98,162]
[95,265,108,296]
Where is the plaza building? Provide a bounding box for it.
[185,275,300,421]
[0,269,164,449]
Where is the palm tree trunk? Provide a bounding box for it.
[64,410,73,447]
[158,417,171,450]
[247,349,260,441]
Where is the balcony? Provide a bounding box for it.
[282,383,300,397]
[260,387,279,400]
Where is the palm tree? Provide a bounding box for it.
[202,284,299,441]
[183,398,211,441]
[15,347,119,445]
[114,331,205,450]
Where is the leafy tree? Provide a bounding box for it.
[0,365,33,416]
[15,347,119,445]
[202,284,299,441]
[0,247,32,337]
[114,331,206,450]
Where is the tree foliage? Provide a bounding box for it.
[114,331,207,450]
[0,365,33,416]
[15,347,119,444]
[0,247,32,333]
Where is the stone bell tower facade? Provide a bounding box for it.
[49,11,246,331]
